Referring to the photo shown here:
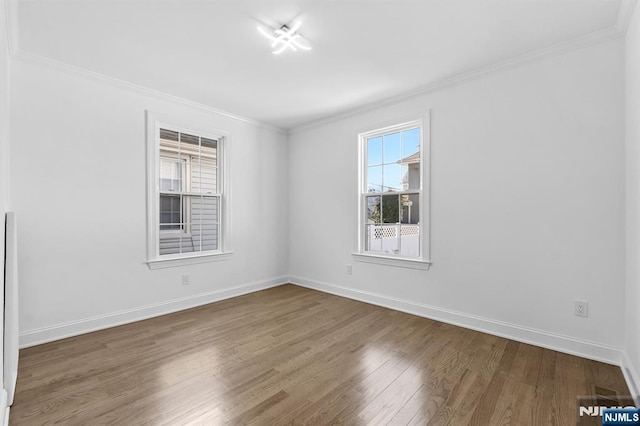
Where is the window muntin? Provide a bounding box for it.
[156,127,221,256]
[361,122,423,259]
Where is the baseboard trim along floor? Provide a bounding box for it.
[10,285,632,425]
[18,275,639,405]
[19,275,289,348]
[288,276,624,366]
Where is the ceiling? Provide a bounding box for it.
[16,0,623,130]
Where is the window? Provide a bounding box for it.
[159,156,184,230]
[356,118,430,267]
[146,112,230,268]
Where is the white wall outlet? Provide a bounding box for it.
[181,274,190,285]
[346,264,353,275]
[574,300,588,317]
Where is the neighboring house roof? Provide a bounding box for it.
[398,152,420,165]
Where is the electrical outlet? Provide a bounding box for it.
[346,264,353,275]
[181,274,190,286]
[574,300,588,317]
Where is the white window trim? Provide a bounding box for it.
[353,112,431,269]
[145,110,232,269]
[352,252,431,270]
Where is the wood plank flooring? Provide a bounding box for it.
[9,284,631,425]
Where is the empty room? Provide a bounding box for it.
[0,0,639,424]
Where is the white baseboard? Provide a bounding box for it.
[289,275,624,366]
[0,389,7,426]
[17,274,637,406]
[19,276,289,348]
[622,352,640,405]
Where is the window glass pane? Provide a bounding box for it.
[381,194,400,223]
[201,138,218,150]
[159,195,181,230]
[191,157,217,194]
[160,213,171,225]
[406,163,420,190]
[159,129,179,142]
[400,128,420,191]
[190,157,199,194]
[365,224,382,252]
[400,165,409,190]
[383,132,401,164]
[366,223,404,255]
[179,132,200,147]
[175,134,217,165]
[159,158,182,191]
[184,195,219,251]
[400,194,420,224]
[201,142,217,163]
[376,224,399,254]
[159,239,181,255]
[402,128,420,159]
[367,166,383,193]
[160,178,180,192]
[160,196,171,211]
[367,137,382,166]
[366,196,380,223]
[399,224,420,257]
[186,195,219,224]
[382,164,402,192]
[195,223,218,252]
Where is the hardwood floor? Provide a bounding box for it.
[10,284,631,425]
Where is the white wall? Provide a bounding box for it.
[625,2,640,401]
[289,39,626,362]
[4,2,633,395]
[0,0,8,416]
[10,58,289,345]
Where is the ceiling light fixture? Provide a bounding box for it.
[257,21,312,54]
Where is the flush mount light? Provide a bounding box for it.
[257,21,312,54]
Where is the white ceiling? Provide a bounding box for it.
[16,0,623,129]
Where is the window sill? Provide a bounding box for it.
[146,251,233,270]
[352,252,431,270]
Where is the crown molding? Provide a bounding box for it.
[12,50,287,134]
[5,0,630,136]
[4,0,285,134]
[290,24,623,135]
[616,0,637,33]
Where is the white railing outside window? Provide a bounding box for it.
[365,223,420,257]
